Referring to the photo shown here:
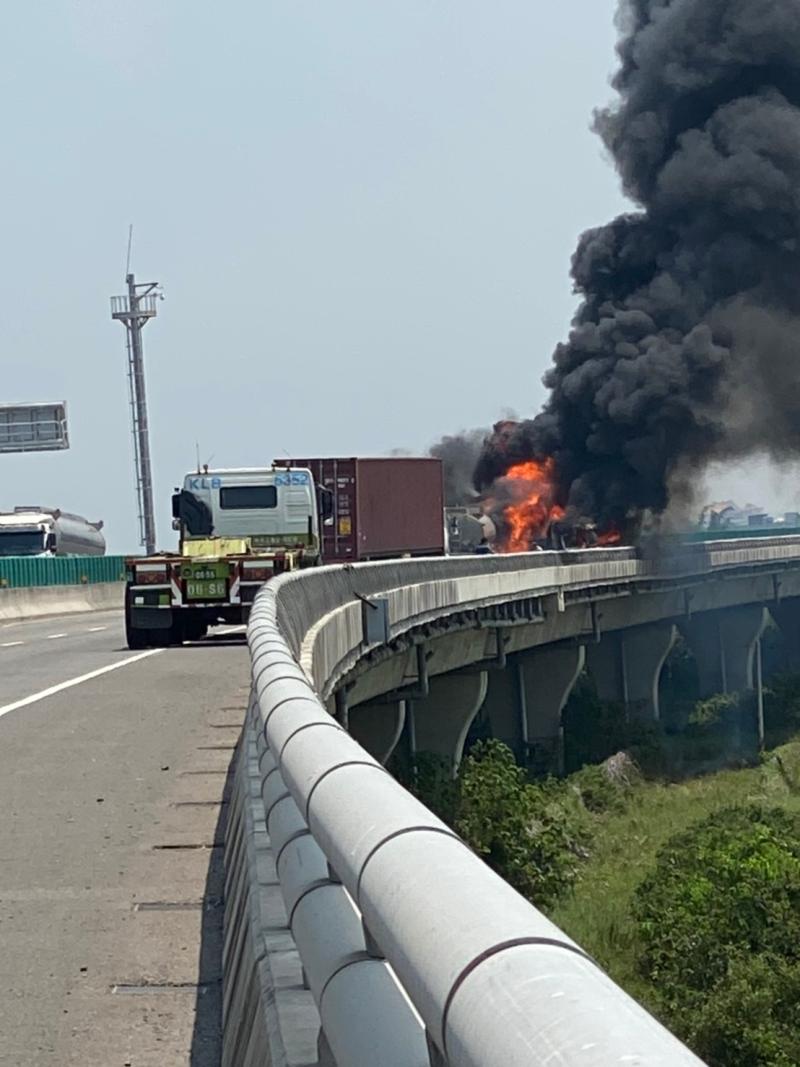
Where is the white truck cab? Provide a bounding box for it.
[173,467,324,554]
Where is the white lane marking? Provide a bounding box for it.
[46,633,68,640]
[1,641,24,648]
[214,625,246,636]
[87,626,107,633]
[0,650,164,721]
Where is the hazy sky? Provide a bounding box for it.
[1,2,793,553]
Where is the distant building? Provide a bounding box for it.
[699,500,773,530]
[699,501,738,529]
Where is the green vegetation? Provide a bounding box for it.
[630,805,800,1064]
[689,954,800,1067]
[550,742,800,1066]
[454,741,589,907]
[634,806,800,1000]
[398,670,800,1066]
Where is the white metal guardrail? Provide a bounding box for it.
[226,539,800,1066]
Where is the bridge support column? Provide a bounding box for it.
[483,666,523,762]
[586,636,624,706]
[681,606,770,696]
[348,701,406,765]
[413,672,489,772]
[586,623,677,721]
[517,644,585,775]
[721,606,770,694]
[624,623,678,720]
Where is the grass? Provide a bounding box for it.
[548,739,800,1010]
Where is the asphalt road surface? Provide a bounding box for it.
[0,609,250,1066]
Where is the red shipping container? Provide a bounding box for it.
[275,457,445,562]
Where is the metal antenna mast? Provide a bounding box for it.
[111,273,161,555]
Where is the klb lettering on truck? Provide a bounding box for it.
[183,472,310,491]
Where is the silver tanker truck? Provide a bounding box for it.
[0,507,105,557]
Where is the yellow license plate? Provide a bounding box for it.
[186,579,227,600]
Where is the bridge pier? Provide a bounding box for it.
[480,646,586,773]
[681,606,770,696]
[681,606,770,751]
[586,623,678,721]
[348,700,406,765]
[412,671,489,772]
[517,644,585,775]
[482,665,524,762]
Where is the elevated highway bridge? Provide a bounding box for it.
[227,535,800,1067]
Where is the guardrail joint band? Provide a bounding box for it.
[303,760,391,823]
[440,935,597,1059]
[354,825,461,906]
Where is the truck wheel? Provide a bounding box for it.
[125,589,152,650]
[126,627,151,650]
[150,622,181,648]
[184,619,207,642]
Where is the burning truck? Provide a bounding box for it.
[474,423,624,553]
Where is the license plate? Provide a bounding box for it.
[186,579,227,600]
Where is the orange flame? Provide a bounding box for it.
[597,527,622,546]
[497,459,565,552]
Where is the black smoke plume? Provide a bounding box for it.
[430,429,488,506]
[476,0,800,532]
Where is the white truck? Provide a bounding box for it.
[124,466,330,648]
[0,507,106,557]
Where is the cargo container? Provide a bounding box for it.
[275,457,445,562]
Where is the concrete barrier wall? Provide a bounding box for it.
[223,700,322,1067]
[0,554,126,588]
[0,581,123,622]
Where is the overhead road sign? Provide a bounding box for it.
[0,402,69,453]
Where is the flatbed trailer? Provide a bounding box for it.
[124,546,302,647]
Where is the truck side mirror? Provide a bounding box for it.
[173,490,213,537]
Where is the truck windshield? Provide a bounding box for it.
[219,486,277,509]
[0,530,45,556]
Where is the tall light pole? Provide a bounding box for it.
[111,274,161,555]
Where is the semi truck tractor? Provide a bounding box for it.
[0,508,105,557]
[124,457,444,649]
